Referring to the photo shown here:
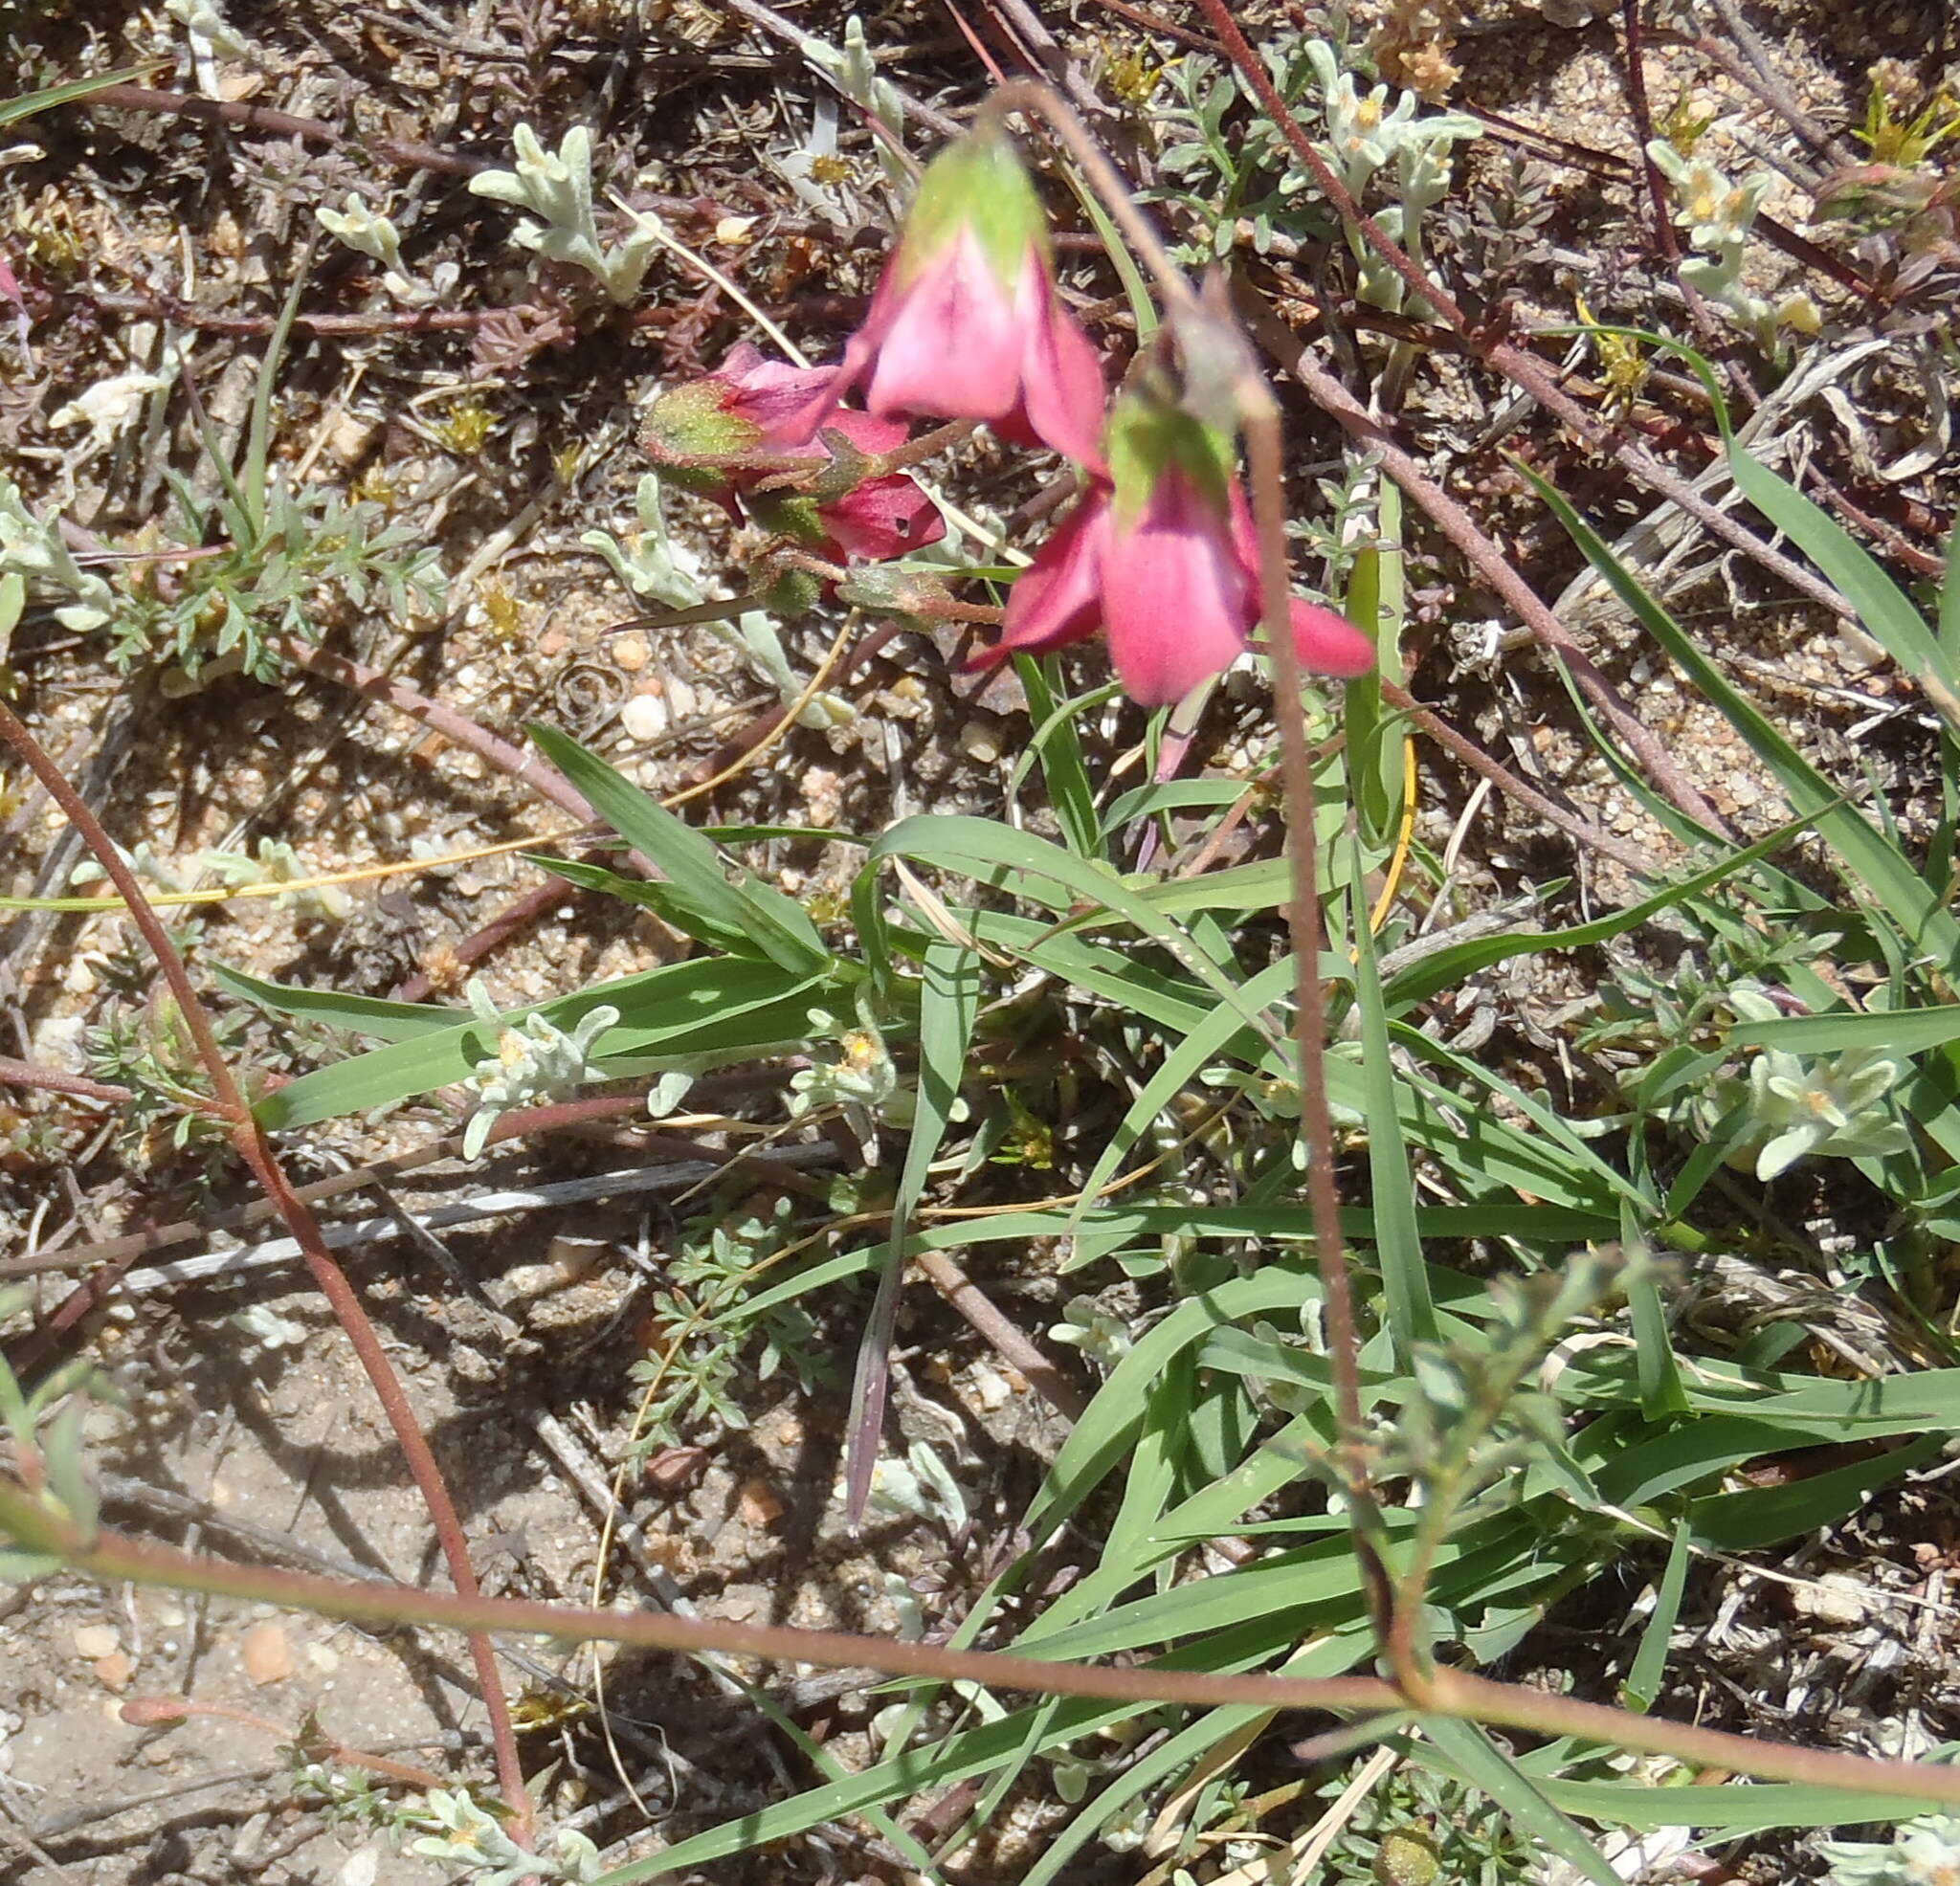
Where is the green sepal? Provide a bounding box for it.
[639,378,762,466]
[1104,381,1236,528]
[747,490,831,550]
[897,127,1049,289]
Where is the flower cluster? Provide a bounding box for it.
[649,125,1373,705]
[1647,139,1820,352]
[641,343,945,567]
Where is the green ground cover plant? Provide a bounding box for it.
[3,4,1960,1881]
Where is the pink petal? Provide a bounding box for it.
[811,405,911,458]
[1002,260,1107,469]
[1287,598,1375,677]
[859,234,1026,426]
[715,343,844,450]
[1223,482,1374,678]
[0,253,27,350]
[983,489,1111,663]
[817,474,947,563]
[1102,475,1251,704]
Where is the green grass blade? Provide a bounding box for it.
[1351,852,1437,1353]
[1525,463,1960,970]
[1540,1776,1960,1832]
[845,937,979,1519]
[1063,954,1298,1242]
[1724,443,1957,701]
[1384,815,1814,1009]
[1010,657,1107,859]
[1417,1718,1622,1886]
[0,63,168,127]
[214,963,459,1040]
[1729,1006,1960,1055]
[256,958,824,1128]
[1619,1519,1691,1713]
[529,722,831,975]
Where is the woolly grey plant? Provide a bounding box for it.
[1819,1812,1960,1884]
[1048,1296,1135,1371]
[865,1439,968,1531]
[1734,1043,1909,1181]
[1151,38,1478,280]
[582,473,854,728]
[787,1011,904,1151]
[770,12,910,196]
[0,475,114,636]
[1303,38,1480,313]
[1695,987,1909,1182]
[458,980,620,1159]
[1646,139,1821,353]
[405,1788,602,1886]
[468,124,657,305]
[315,194,440,306]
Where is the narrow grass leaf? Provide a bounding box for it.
[1526,466,1960,971]
[1011,657,1105,859]
[529,722,831,975]
[214,963,458,1040]
[1351,853,1437,1352]
[1417,1718,1622,1886]
[256,958,824,1127]
[845,936,978,1520]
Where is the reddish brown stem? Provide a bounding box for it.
[1379,681,1660,876]
[79,288,856,341]
[83,83,490,175]
[122,1697,454,1792]
[16,1494,1960,1809]
[0,699,533,1846]
[1622,0,1682,265]
[1243,403,1395,1641]
[914,1249,1089,1424]
[285,640,596,827]
[391,876,592,1005]
[1187,0,1882,632]
[1235,287,1735,839]
[0,1055,131,1105]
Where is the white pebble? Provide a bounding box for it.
[620,693,669,743]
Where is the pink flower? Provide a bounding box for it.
[641,344,944,565]
[640,342,841,466]
[747,406,947,566]
[825,130,1107,467]
[979,410,1374,706]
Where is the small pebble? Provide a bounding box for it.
[546,1233,609,1284]
[620,692,668,743]
[73,1623,120,1660]
[240,1621,294,1686]
[93,1653,134,1691]
[325,411,378,467]
[611,633,651,673]
[959,721,1002,765]
[645,1446,709,1497]
[736,1479,785,1528]
[1790,1573,1869,1631]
